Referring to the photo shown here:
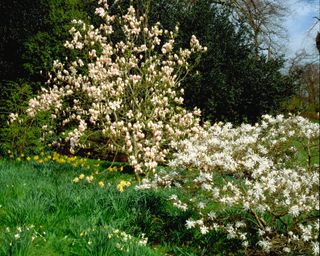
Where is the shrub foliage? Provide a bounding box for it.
[18,0,206,177]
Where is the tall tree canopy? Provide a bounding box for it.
[147,0,294,123]
[0,0,47,81]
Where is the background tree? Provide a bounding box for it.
[211,0,288,58]
[0,0,97,129]
[146,0,293,123]
[22,0,98,83]
[0,0,48,131]
[0,0,47,82]
[285,51,320,118]
[0,0,98,152]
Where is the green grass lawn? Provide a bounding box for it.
[0,159,165,256]
[0,160,238,256]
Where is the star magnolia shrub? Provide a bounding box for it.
[22,0,206,176]
[138,115,320,255]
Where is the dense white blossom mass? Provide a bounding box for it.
[20,0,206,176]
[139,115,320,255]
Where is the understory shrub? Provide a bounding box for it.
[139,115,320,255]
[0,81,52,156]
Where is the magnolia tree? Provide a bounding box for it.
[21,0,206,177]
[138,115,320,255]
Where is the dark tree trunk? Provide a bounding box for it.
[316,32,320,53]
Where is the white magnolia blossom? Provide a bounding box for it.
[140,115,320,254]
[23,0,206,176]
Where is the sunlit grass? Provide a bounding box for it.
[0,160,159,255]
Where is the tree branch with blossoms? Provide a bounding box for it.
[15,0,207,179]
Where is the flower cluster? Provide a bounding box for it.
[15,150,101,170]
[117,180,131,192]
[107,228,148,249]
[80,225,148,252]
[169,114,319,175]
[23,0,206,177]
[5,225,46,246]
[8,149,129,190]
[140,115,320,255]
[73,173,94,184]
[70,164,127,189]
[136,167,182,190]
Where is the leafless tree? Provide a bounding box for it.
[288,51,319,115]
[212,0,288,58]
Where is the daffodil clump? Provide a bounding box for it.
[8,148,128,190]
[138,115,320,255]
[72,173,106,189]
[13,0,207,178]
[71,163,128,189]
[117,180,131,192]
[4,225,46,247]
[14,149,93,168]
[79,225,148,252]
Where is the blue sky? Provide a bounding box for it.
[284,0,319,59]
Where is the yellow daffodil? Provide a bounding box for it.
[98,181,105,188]
[86,175,94,183]
[117,180,131,192]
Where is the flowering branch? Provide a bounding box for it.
[20,0,207,177]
